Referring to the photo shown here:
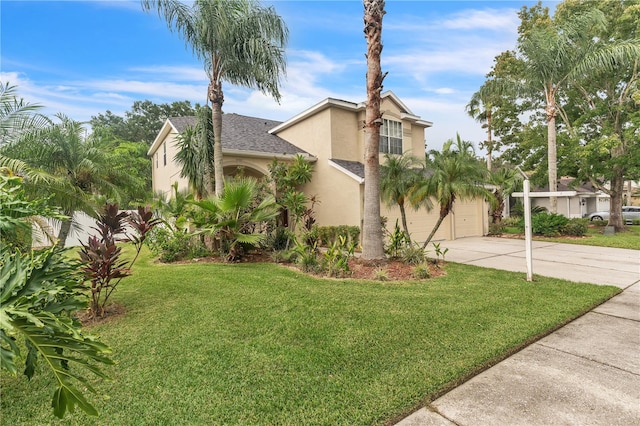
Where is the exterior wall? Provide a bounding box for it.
[381,202,450,243]
[276,109,333,160]
[329,107,362,162]
[151,131,188,199]
[532,196,589,219]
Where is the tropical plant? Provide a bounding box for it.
[79,203,161,318]
[380,152,429,238]
[190,177,280,261]
[0,176,112,419]
[0,82,50,146]
[1,114,133,246]
[514,5,639,213]
[362,0,386,260]
[410,134,490,248]
[322,235,356,278]
[142,0,289,196]
[487,167,522,224]
[174,105,215,197]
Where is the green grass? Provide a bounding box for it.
[503,224,640,250]
[1,248,619,425]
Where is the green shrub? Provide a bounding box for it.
[146,227,209,262]
[531,212,569,237]
[412,263,430,279]
[373,267,389,281]
[263,226,293,251]
[322,236,355,278]
[487,223,504,236]
[401,244,425,265]
[632,218,640,225]
[314,225,360,247]
[562,218,588,237]
[589,219,608,227]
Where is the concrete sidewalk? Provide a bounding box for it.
[396,237,640,426]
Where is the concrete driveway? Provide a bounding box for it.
[396,237,640,426]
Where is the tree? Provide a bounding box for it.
[0,173,113,419]
[554,0,640,231]
[380,152,429,238]
[174,105,215,197]
[515,4,639,213]
[362,0,386,260]
[0,82,50,147]
[142,0,288,196]
[1,115,132,246]
[90,100,197,145]
[410,134,490,248]
[487,167,522,224]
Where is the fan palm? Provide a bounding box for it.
[487,167,522,225]
[190,177,279,261]
[410,134,490,248]
[380,152,430,238]
[142,0,288,196]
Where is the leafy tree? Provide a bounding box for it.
[362,0,386,260]
[410,135,490,248]
[90,100,197,145]
[380,152,429,238]
[142,0,289,196]
[190,177,280,261]
[0,174,113,419]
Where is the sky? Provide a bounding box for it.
[1,0,559,152]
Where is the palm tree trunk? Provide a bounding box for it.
[399,202,410,238]
[209,80,224,196]
[546,96,558,214]
[486,109,493,171]
[362,0,386,260]
[56,214,73,248]
[422,212,447,249]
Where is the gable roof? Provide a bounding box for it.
[329,159,364,183]
[148,113,313,159]
[269,91,433,134]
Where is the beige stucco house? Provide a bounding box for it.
[148,91,489,244]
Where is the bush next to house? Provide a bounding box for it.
[531,212,569,237]
[562,218,588,237]
[314,225,360,247]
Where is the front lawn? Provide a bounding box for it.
[0,249,619,425]
[502,224,640,250]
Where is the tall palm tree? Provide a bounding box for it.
[362,0,386,260]
[465,79,504,171]
[174,105,214,198]
[410,134,490,248]
[2,115,130,246]
[517,8,639,213]
[380,152,429,238]
[142,0,288,196]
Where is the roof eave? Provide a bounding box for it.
[148,119,179,156]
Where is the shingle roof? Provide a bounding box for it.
[330,159,364,179]
[167,114,310,156]
[537,177,599,194]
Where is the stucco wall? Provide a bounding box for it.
[151,131,188,199]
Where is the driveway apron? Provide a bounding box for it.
[396,237,640,426]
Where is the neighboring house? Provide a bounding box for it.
[148,91,489,243]
[531,177,605,219]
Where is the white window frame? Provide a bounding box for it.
[379,118,403,154]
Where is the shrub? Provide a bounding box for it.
[487,223,504,236]
[263,226,293,251]
[314,225,360,247]
[412,263,431,279]
[589,219,608,227]
[373,267,389,281]
[632,218,640,225]
[146,227,209,263]
[322,236,356,278]
[531,212,569,237]
[385,219,410,258]
[401,244,425,265]
[562,218,588,237]
[293,240,320,273]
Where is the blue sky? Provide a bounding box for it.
[1,0,558,151]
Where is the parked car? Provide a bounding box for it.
[586,206,640,224]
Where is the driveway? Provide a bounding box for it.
[396,237,640,425]
[434,236,639,288]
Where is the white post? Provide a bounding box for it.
[523,179,533,281]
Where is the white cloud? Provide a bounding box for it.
[441,9,520,32]
[128,65,207,82]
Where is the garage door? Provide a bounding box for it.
[453,198,484,238]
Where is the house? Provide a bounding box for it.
[148,91,489,243]
[529,177,606,218]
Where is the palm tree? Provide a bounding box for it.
[410,134,490,248]
[142,0,288,196]
[190,177,280,261]
[517,8,639,213]
[174,105,214,198]
[0,82,50,146]
[380,152,429,238]
[1,115,130,246]
[487,167,522,225]
[362,0,386,260]
[465,80,503,171]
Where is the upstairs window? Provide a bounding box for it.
[379,119,402,154]
[163,142,167,166]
